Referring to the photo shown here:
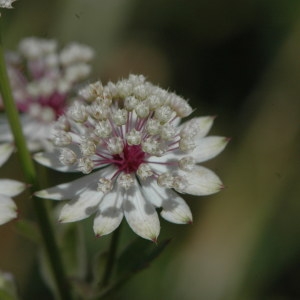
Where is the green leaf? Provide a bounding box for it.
[117,238,171,275]
[91,239,171,300]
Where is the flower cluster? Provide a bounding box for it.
[0,37,94,165]
[0,0,15,14]
[35,74,228,241]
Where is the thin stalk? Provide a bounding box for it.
[101,225,122,287]
[0,21,72,300]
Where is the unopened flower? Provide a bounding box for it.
[0,179,25,225]
[0,37,94,165]
[35,75,228,241]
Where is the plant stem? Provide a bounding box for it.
[101,225,122,287]
[0,21,73,300]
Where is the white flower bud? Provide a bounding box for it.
[133,84,148,99]
[112,109,127,126]
[141,137,159,155]
[178,156,195,171]
[146,119,161,135]
[107,137,123,154]
[179,137,196,152]
[137,163,153,180]
[135,102,150,118]
[172,175,188,192]
[78,157,94,174]
[97,178,113,193]
[167,93,192,117]
[126,129,142,145]
[55,115,70,131]
[80,138,96,156]
[147,94,164,110]
[124,96,139,111]
[79,81,104,102]
[116,80,132,98]
[68,102,87,123]
[94,120,112,138]
[118,173,134,190]
[157,172,174,188]
[52,131,72,146]
[160,123,176,140]
[59,148,77,165]
[154,105,173,123]
[86,101,109,120]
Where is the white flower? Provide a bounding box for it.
[0,0,16,17]
[35,75,228,241]
[0,179,25,225]
[0,37,94,165]
[0,0,15,9]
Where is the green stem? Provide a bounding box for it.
[0,21,73,300]
[101,225,122,287]
[96,273,131,299]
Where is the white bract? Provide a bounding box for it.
[0,37,94,166]
[0,179,25,225]
[35,75,228,241]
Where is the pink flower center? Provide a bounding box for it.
[39,92,67,116]
[113,144,145,173]
[19,92,66,117]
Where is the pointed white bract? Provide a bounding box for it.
[0,179,25,225]
[35,74,228,241]
[0,37,94,166]
[93,187,124,237]
[123,180,160,241]
[0,143,14,167]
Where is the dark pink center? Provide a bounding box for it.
[113,144,145,173]
[18,92,67,118]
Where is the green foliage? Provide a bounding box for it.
[117,238,171,275]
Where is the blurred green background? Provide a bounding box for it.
[0,0,300,299]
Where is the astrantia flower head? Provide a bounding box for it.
[35,74,228,241]
[0,179,25,225]
[0,0,15,9]
[0,0,16,17]
[0,37,94,165]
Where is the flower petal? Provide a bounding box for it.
[147,158,173,173]
[35,169,108,200]
[192,136,229,163]
[0,179,26,197]
[93,187,123,237]
[160,189,192,224]
[0,143,14,167]
[180,116,215,139]
[0,122,13,142]
[0,195,17,225]
[59,189,104,223]
[33,151,78,172]
[123,180,160,241]
[140,178,164,207]
[181,165,223,196]
[140,180,192,224]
